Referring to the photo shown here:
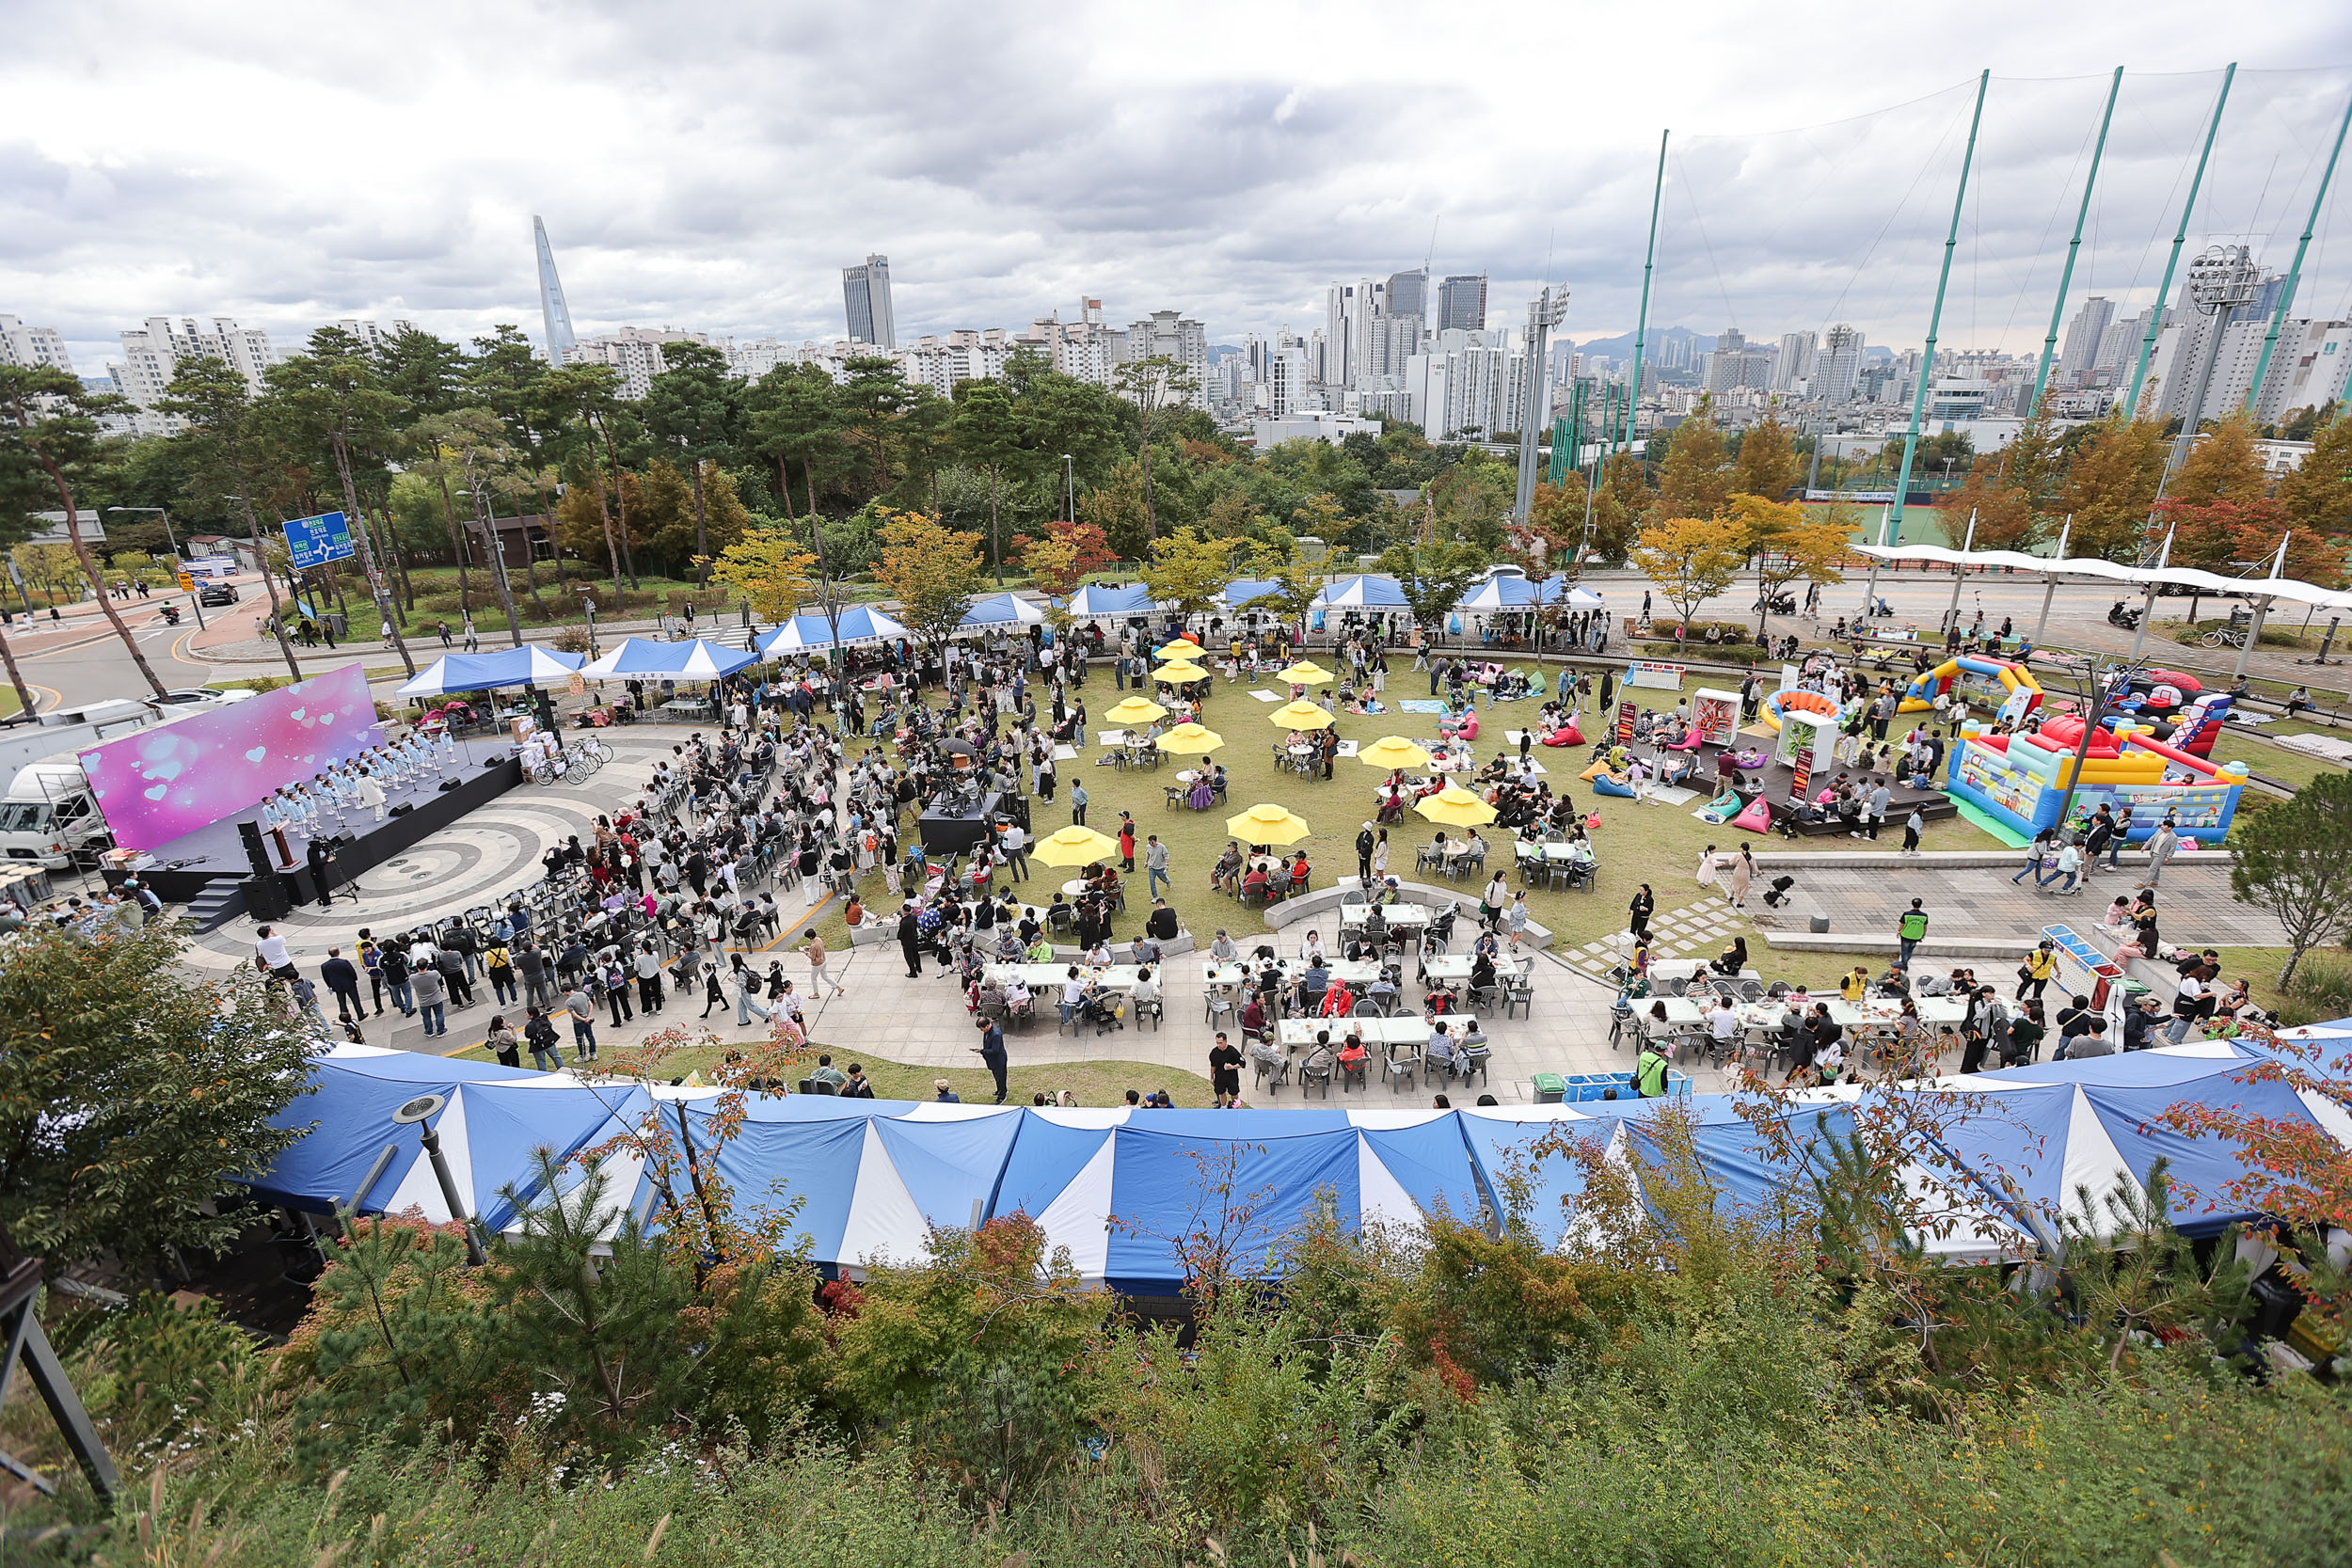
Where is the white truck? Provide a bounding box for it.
[0,699,162,869]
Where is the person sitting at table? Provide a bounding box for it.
[1302,1031,1338,1080]
[1470,949,1498,996]
[1426,1022,1458,1077]
[1320,977,1356,1018]
[1209,928,1240,964]
[1839,966,1870,1004]
[1085,936,1115,968]
[1240,991,1270,1044]
[1242,860,1273,903]
[1046,891,1074,930]
[1295,956,1330,1012]
[1366,967,1400,1012]
[1337,1033,1370,1082]
[1287,847,1312,892]
[1188,773,1215,810]
[1708,936,1749,977]
[1213,843,1245,895]
[994,927,1025,962]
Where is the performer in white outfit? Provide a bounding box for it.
[358,768,387,822]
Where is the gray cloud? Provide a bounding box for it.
[6,1,2351,377]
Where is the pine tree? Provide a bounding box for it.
[1651,398,1733,522]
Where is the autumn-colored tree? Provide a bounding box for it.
[1198,486,1268,542]
[1077,459,1152,562]
[1726,494,1847,637]
[2168,412,2271,508]
[1651,400,1733,523]
[870,508,984,656]
[2277,413,2352,541]
[1015,517,1117,597]
[1505,476,1586,574]
[2153,497,2286,574]
[702,524,818,623]
[1731,415,1800,501]
[1937,464,2039,552]
[2058,414,2169,562]
[1140,525,1235,624]
[1587,448,1649,564]
[635,458,751,578]
[1629,515,1746,641]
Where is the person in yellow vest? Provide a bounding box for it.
[2016,940,2058,1004]
[1635,1037,1672,1099]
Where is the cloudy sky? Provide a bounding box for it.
[7,1,2352,375]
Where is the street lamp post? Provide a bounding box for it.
[104,506,202,629]
[1061,455,1074,527]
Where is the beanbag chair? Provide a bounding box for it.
[1542,720,1584,748]
[1578,757,1614,781]
[1584,811,1604,830]
[1444,711,1481,741]
[1526,671,1548,695]
[1729,796,1772,833]
[1592,775,1636,800]
[1666,730,1704,752]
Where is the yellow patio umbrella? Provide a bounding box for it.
[1274,660,1332,685]
[1031,824,1122,867]
[1357,735,1432,771]
[1225,801,1312,846]
[1268,700,1336,731]
[1154,660,1210,683]
[1156,721,1224,754]
[1414,784,1499,827]
[1153,639,1204,660]
[1104,695,1168,725]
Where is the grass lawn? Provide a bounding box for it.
[445,1038,1216,1108]
[0,684,18,719]
[792,659,2015,969]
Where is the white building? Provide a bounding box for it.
[0,314,75,374]
[1123,309,1210,409]
[1249,411,1380,448]
[1773,330,1815,392]
[2058,295,2114,388]
[564,325,710,398]
[103,316,278,435]
[900,328,1015,395]
[1813,324,1865,404]
[1406,329,1530,441]
[327,318,417,355]
[2255,319,2352,425]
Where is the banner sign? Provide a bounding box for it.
[1614,700,1637,744]
[284,511,355,570]
[1627,658,1686,690]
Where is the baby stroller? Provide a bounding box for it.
[1761,876,1798,910]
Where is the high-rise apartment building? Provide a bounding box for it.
[327,318,418,356]
[2057,295,2114,388]
[1436,274,1487,333]
[842,254,897,350]
[565,325,709,399]
[1124,309,1209,409]
[0,314,75,375]
[1812,323,1865,404]
[1703,328,1774,395]
[2151,247,2280,428]
[2255,318,2352,425]
[104,316,276,433]
[1773,331,1816,391]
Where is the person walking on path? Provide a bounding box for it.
[1897,899,1930,967]
[410,963,449,1038]
[1901,805,1924,855]
[2142,819,2180,889]
[1146,833,1171,899]
[2017,939,2058,1003]
[1070,781,1089,826]
[972,1015,1009,1103]
[1208,1030,1244,1108]
[320,947,364,1024]
[897,903,924,978]
[564,983,598,1061]
[1118,814,1136,871]
[1001,821,1029,882]
[2011,828,2058,885]
[802,929,846,1000]
[1628,884,1655,943]
[1727,845,1755,910]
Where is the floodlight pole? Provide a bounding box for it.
[1944,511,1978,635]
[1621,131,1669,456]
[2126,65,2235,418]
[2032,516,2072,647]
[2245,86,2352,416]
[2031,67,2124,414]
[1889,70,1990,544]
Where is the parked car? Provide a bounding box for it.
[144,687,257,711]
[197,581,239,607]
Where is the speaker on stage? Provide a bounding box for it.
[438,778,462,792]
[242,873,290,922]
[390,802,415,816]
[236,819,274,879]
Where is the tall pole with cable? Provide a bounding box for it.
[2126,64,2235,418]
[2244,85,2352,416]
[1888,71,1991,545]
[2031,67,2124,414]
[1621,131,1669,458]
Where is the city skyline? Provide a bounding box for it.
[7,7,2352,377]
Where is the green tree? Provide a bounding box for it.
[157,356,306,677]
[837,356,916,501]
[2277,411,2352,538]
[1113,355,1200,540]
[747,362,848,524]
[0,367,168,696]
[1077,460,1152,562]
[1376,537,1487,639]
[1243,528,1324,628]
[951,379,1032,585]
[2230,769,2352,988]
[1587,447,1649,564]
[1629,515,1746,641]
[377,325,469,417]
[642,341,746,583]
[0,924,314,1274]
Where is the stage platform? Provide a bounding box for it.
[1621,737,1956,836]
[106,736,523,926]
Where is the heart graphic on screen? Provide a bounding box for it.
[290,708,306,721]
[246,747,268,763]
[145,784,167,800]
[318,711,335,724]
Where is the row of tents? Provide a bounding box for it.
[245,1037,2351,1296]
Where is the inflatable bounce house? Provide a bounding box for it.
[1946,714,2249,844]
[1756,656,2045,734]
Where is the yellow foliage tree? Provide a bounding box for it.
[1628,515,1746,642]
[869,508,984,654]
[702,526,818,624]
[2058,415,2169,562]
[1726,494,1848,636]
[1140,525,1235,623]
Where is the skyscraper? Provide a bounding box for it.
[1386,268,1428,321]
[1437,274,1487,332]
[843,255,896,350]
[1774,331,1816,391]
[533,216,576,367]
[2058,295,2114,388]
[1813,324,1865,404]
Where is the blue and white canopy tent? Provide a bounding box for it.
[1455,572,1543,611]
[580,637,758,680]
[246,1039,2351,1280]
[958,593,1046,631]
[1217,578,1282,610]
[755,605,911,657]
[1536,575,1608,610]
[1061,583,1155,618]
[396,645,585,698]
[1311,575,1411,610]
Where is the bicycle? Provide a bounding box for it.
[2200,627,2249,650]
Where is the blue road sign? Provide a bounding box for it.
[284,511,355,570]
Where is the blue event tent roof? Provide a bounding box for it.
[1062,583,1155,617]
[397,645,585,697]
[958,593,1045,630]
[1311,574,1410,610]
[756,606,910,656]
[580,637,756,679]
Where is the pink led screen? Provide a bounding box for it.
[77,663,385,850]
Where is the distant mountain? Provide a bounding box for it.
[1569,326,1714,360]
